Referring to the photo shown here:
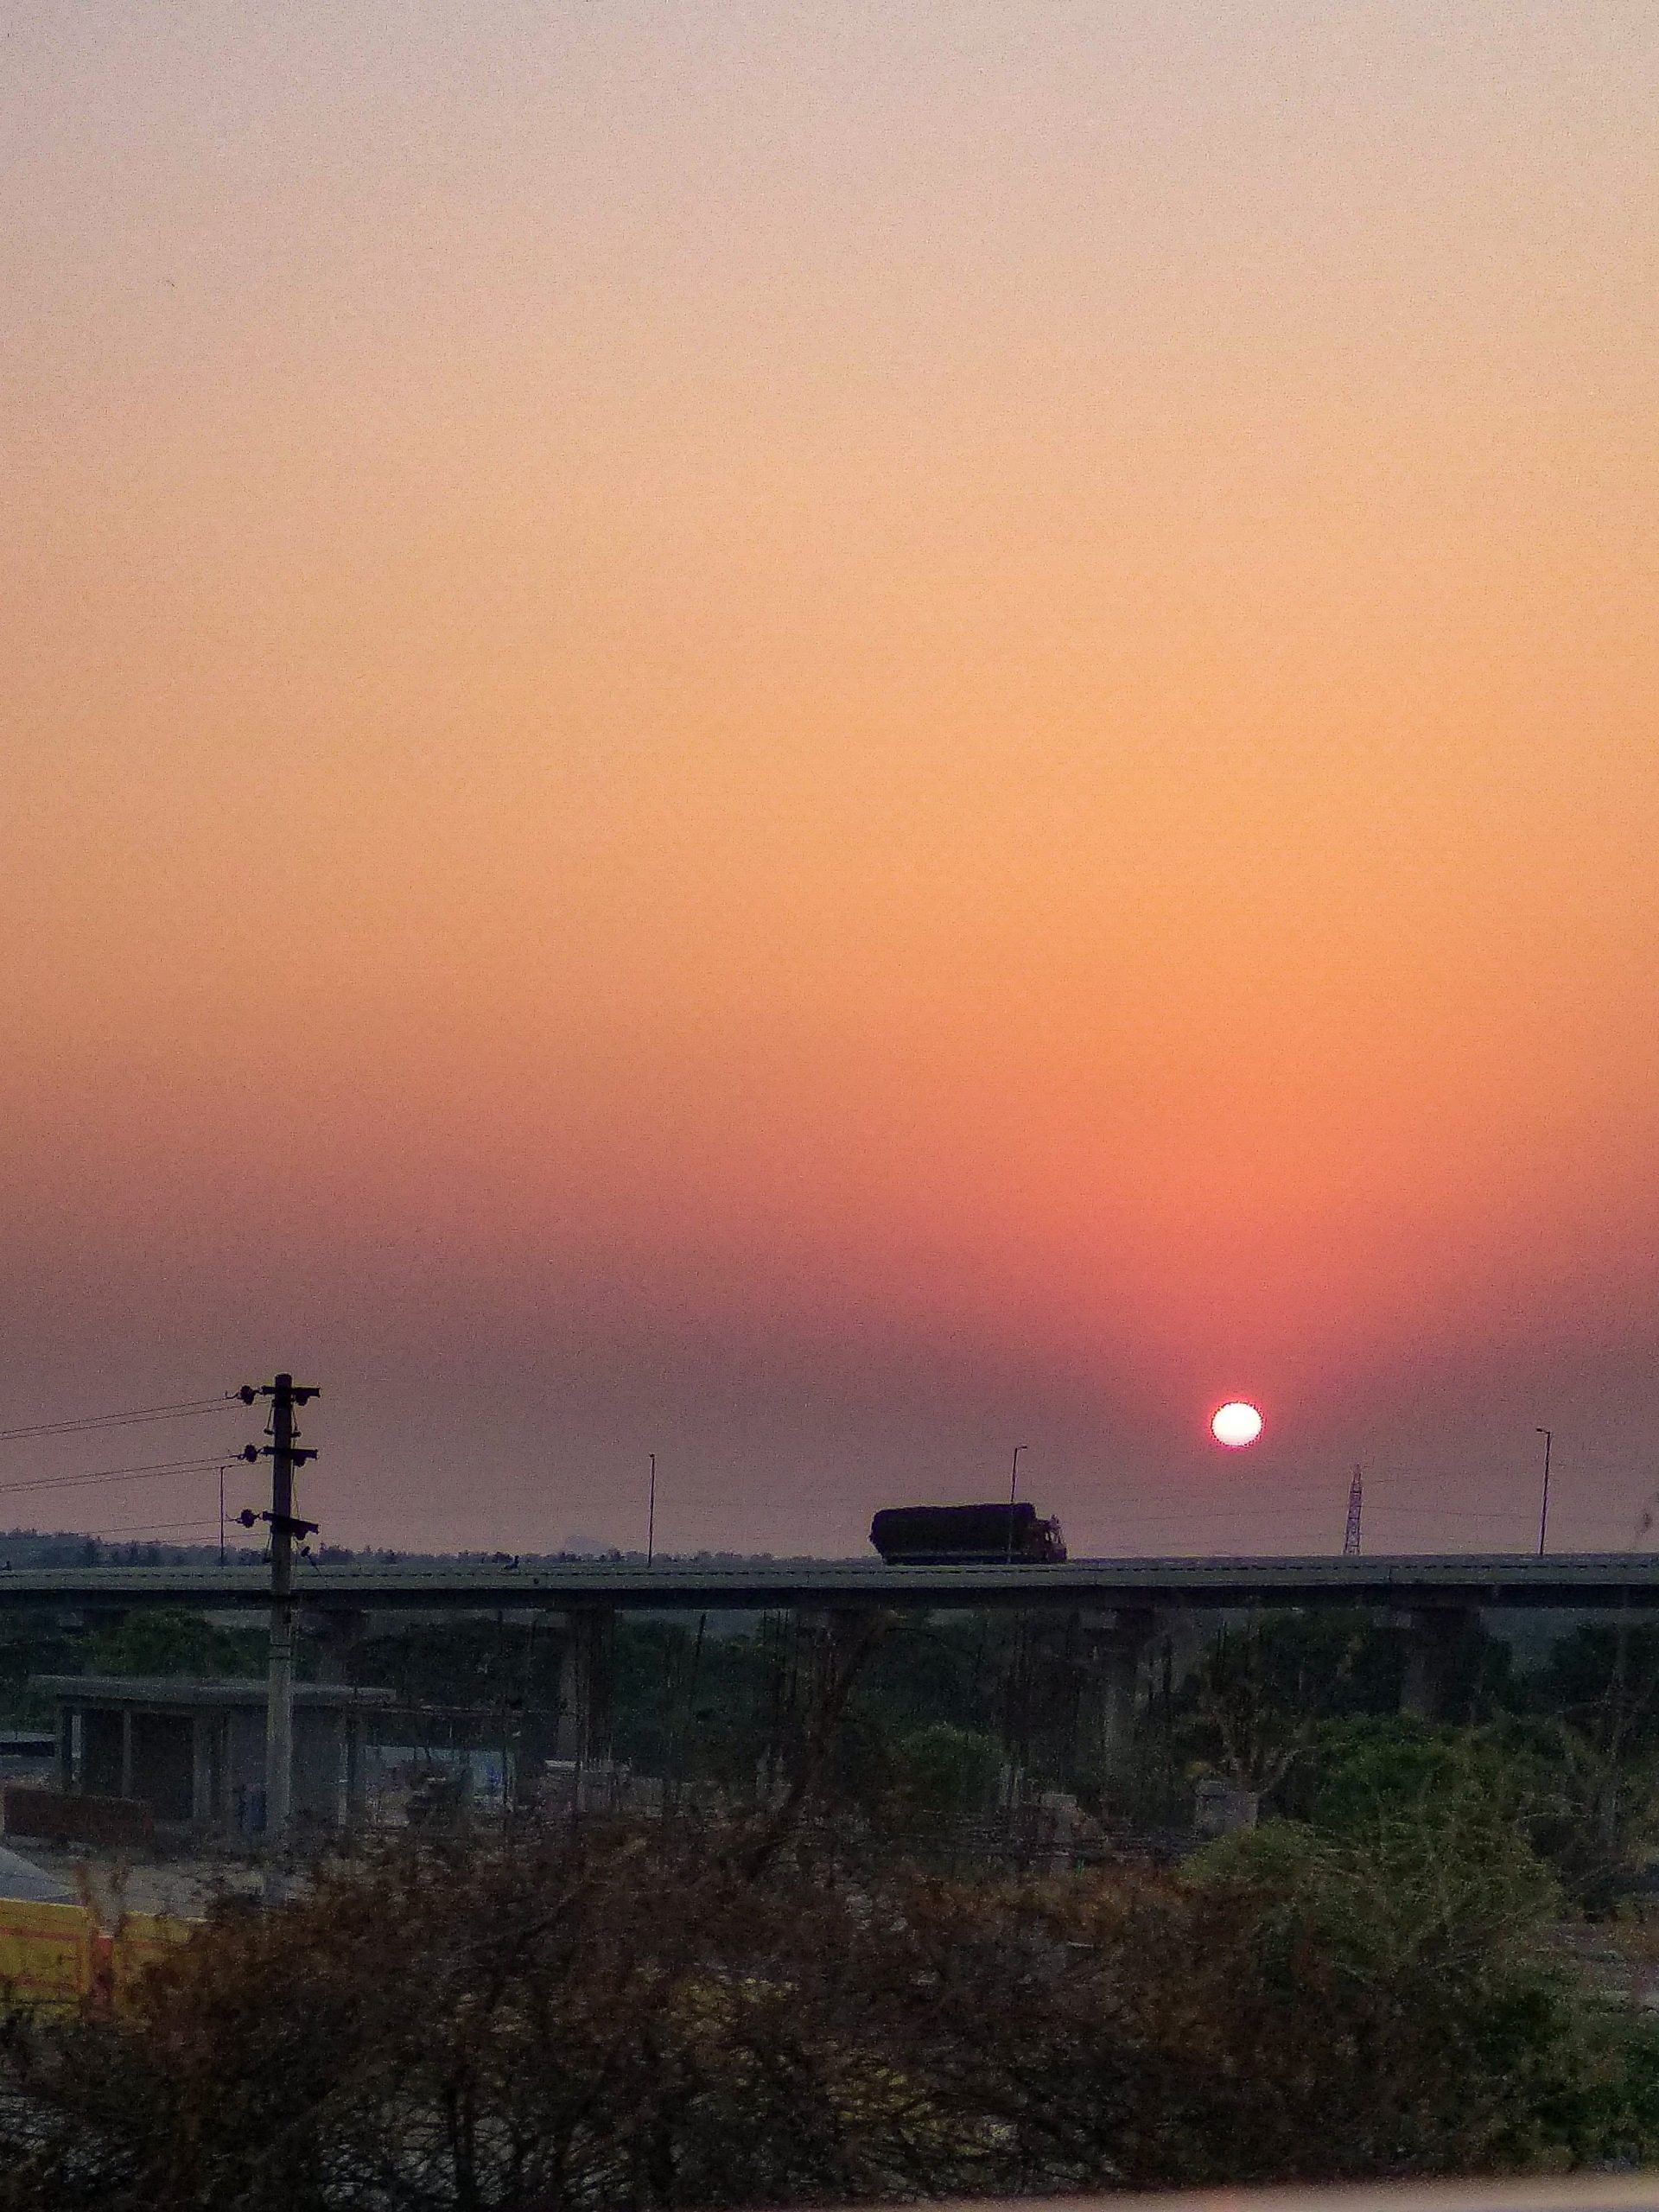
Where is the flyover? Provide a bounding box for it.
[9,1553,1657,1747]
[3,1552,1658,1617]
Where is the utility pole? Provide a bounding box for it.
[1536,1427,1553,1558]
[238,1374,319,1903]
[647,1453,657,1567]
[1343,1465,1363,1557]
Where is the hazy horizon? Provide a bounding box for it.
[4,3,1656,1558]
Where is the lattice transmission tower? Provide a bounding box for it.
[1343,1464,1363,1556]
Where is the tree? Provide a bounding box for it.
[4,1816,1659,2208]
[83,1607,266,1681]
[890,1721,1001,1819]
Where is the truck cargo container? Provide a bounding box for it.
[869,1502,1067,1565]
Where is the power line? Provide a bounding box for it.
[1367,1505,1528,1522]
[0,1395,234,1444]
[76,1517,227,1540]
[0,1454,232,1501]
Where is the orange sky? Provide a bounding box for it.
[2,3,1656,1555]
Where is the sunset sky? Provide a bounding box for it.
[3,3,1656,1557]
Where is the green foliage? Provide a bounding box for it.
[1180,1811,1656,2174]
[1173,1610,1406,1802]
[605,1611,1091,1813]
[1190,1792,1561,1967]
[1298,1710,1659,1916]
[1173,1614,1659,1916]
[346,1602,1659,1904]
[1529,1623,1659,1753]
[1493,1715,1659,1916]
[83,1607,268,1681]
[1305,1714,1536,1833]
[888,1720,1001,1818]
[0,1614,80,1724]
[1237,1607,1408,1719]
[855,1611,998,1734]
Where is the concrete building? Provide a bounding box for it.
[33,1676,394,1839]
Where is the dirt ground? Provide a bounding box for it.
[3,1841,263,1922]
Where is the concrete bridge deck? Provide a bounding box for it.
[3,1553,1658,1616]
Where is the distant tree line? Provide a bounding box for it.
[12,1601,1659,1908]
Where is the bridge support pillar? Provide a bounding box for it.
[787,1610,889,1814]
[307,1608,371,1685]
[512,1613,569,1808]
[791,1606,886,1794]
[796,1607,884,1711]
[1080,1609,1160,1786]
[1397,1606,1481,1723]
[556,1607,615,1770]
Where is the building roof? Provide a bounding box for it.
[31,1675,395,1710]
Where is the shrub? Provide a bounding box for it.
[3,1816,1657,2209]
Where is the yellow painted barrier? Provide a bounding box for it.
[0,1897,196,2012]
[0,1900,93,2012]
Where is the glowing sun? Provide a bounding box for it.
[1211,1401,1263,1447]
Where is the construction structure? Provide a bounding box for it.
[29,1675,393,1840]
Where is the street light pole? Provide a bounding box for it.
[1006,1444,1027,1562]
[1536,1427,1553,1558]
[647,1453,657,1567]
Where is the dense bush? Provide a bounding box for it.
[3,1811,1658,2212]
[1304,1713,1659,1914]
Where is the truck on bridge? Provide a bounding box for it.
[869,1502,1069,1565]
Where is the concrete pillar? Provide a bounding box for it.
[1079,1609,1160,1780]
[798,1605,878,1651]
[119,1708,134,1801]
[514,1612,569,1806]
[788,1605,885,1802]
[308,1608,371,1685]
[1397,1606,1481,1722]
[1194,1776,1260,1836]
[514,1610,614,1777]
[346,1710,365,1829]
[560,1608,615,1769]
[191,1715,213,1825]
[797,1606,881,1708]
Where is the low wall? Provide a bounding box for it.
[2,1784,155,1850]
[0,1897,194,2012]
[0,1901,89,2008]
